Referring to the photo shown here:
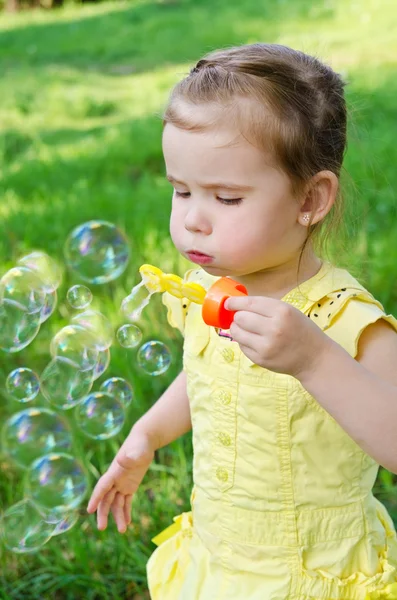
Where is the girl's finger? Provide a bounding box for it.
[226,295,278,316]
[233,310,265,334]
[87,475,113,514]
[111,492,127,534]
[230,322,261,350]
[97,488,117,531]
[124,494,133,526]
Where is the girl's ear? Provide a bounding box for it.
[298,170,339,226]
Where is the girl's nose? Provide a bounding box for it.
[184,207,212,235]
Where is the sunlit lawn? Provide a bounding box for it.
[0,0,396,597]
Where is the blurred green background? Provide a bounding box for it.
[0,0,396,598]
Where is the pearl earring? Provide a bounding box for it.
[302,214,310,224]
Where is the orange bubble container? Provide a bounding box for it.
[202,277,248,329]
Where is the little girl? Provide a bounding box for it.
[87,43,397,599]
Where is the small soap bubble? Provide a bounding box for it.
[6,368,40,403]
[64,220,130,284]
[1,500,55,554]
[1,407,72,469]
[121,282,152,322]
[0,300,41,353]
[100,377,134,408]
[40,357,94,410]
[92,347,111,381]
[25,453,88,518]
[137,340,171,376]
[116,324,142,348]
[50,324,98,371]
[0,266,47,314]
[71,310,113,351]
[18,251,62,293]
[75,391,125,440]
[67,285,93,310]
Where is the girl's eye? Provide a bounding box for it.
[174,191,242,205]
[218,197,243,206]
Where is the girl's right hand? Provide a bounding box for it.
[86,430,155,533]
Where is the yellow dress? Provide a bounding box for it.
[147,262,397,600]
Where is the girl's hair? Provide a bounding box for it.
[162,43,351,276]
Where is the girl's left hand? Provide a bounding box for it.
[225,296,335,380]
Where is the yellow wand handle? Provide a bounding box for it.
[139,264,206,305]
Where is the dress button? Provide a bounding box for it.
[216,467,229,482]
[216,390,231,405]
[217,432,231,446]
[221,348,234,363]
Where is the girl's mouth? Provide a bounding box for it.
[186,251,214,265]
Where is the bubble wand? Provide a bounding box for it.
[138,264,248,329]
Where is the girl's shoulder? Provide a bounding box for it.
[300,262,397,358]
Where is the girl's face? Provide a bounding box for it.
[162,115,308,281]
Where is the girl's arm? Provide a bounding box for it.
[297,320,397,474]
[130,369,191,450]
[87,370,191,532]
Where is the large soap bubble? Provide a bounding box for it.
[40,289,58,324]
[71,310,113,351]
[6,368,40,403]
[0,256,60,353]
[137,340,171,376]
[1,407,72,469]
[75,391,125,440]
[0,266,47,314]
[25,453,88,517]
[0,299,41,353]
[51,510,79,536]
[18,251,62,293]
[92,348,111,381]
[0,500,55,554]
[64,221,130,284]
[41,357,94,410]
[50,324,99,371]
[100,377,134,408]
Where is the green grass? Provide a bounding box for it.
[0,0,396,597]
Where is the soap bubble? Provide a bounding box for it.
[0,300,41,353]
[75,391,125,440]
[41,357,93,410]
[40,289,58,324]
[25,453,88,518]
[18,251,62,293]
[100,377,134,408]
[92,348,111,381]
[67,285,93,310]
[64,220,130,284]
[0,500,55,554]
[137,341,171,376]
[0,266,47,314]
[50,324,99,371]
[116,324,142,348]
[6,368,40,403]
[71,310,113,351]
[51,510,79,536]
[1,408,72,469]
[121,282,152,322]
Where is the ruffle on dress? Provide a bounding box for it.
[147,512,193,600]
